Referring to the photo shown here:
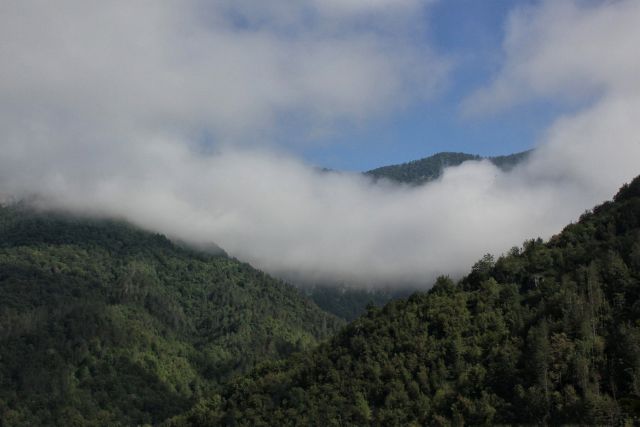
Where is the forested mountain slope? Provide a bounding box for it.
[176,175,640,426]
[304,285,414,322]
[0,206,342,426]
[365,150,531,185]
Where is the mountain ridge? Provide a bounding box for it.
[365,150,532,185]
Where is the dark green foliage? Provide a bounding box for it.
[489,151,532,171]
[178,175,640,426]
[0,207,342,426]
[304,285,414,321]
[365,150,531,185]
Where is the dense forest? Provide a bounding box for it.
[172,175,640,426]
[304,285,414,322]
[0,206,342,426]
[3,174,640,427]
[365,150,531,185]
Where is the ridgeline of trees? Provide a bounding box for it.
[174,175,640,426]
[365,150,531,185]
[0,207,342,426]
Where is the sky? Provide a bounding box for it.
[292,0,581,171]
[303,0,559,171]
[2,0,640,287]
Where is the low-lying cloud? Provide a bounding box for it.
[1,0,639,287]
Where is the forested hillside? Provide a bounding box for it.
[305,285,414,322]
[365,150,531,185]
[176,175,640,426]
[0,206,342,426]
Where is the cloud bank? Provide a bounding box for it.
[1,0,640,287]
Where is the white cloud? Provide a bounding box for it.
[0,0,445,143]
[463,0,640,115]
[1,0,639,287]
[461,0,640,197]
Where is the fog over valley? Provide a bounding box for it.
[2,0,640,286]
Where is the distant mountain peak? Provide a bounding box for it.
[365,150,532,185]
